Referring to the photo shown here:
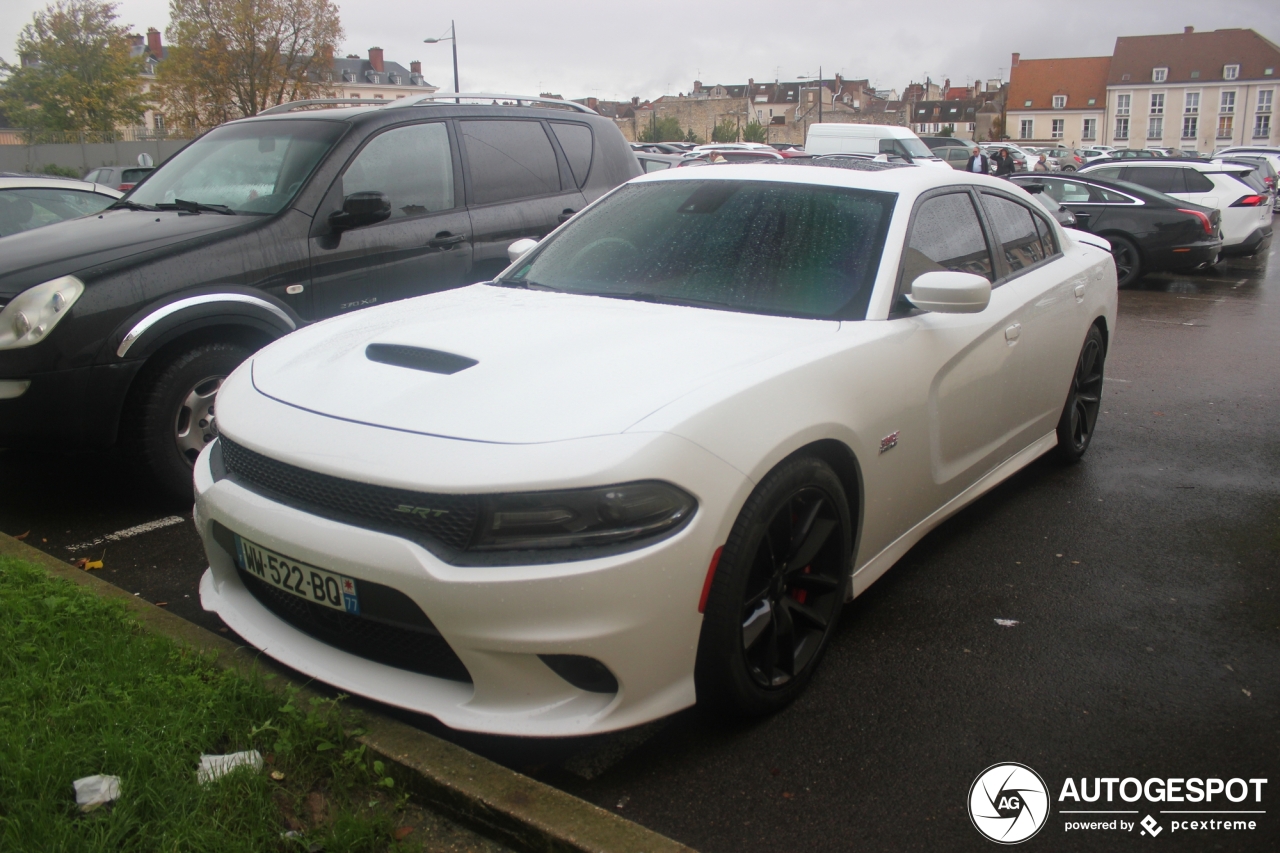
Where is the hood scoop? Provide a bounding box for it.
[365,343,477,375]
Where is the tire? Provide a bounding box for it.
[124,341,251,501]
[1062,166,1076,172]
[1108,235,1142,287]
[1054,326,1106,464]
[695,455,852,718]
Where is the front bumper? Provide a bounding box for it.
[0,361,142,448]
[194,429,749,737]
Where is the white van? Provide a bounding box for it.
[804,124,949,168]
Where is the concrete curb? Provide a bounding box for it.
[0,533,696,853]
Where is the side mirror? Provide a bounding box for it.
[507,237,539,264]
[329,191,390,231]
[906,270,991,314]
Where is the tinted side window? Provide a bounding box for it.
[1089,167,1124,180]
[642,159,671,172]
[552,122,593,187]
[1096,187,1135,203]
[901,192,994,291]
[462,120,561,204]
[1040,178,1092,204]
[981,193,1047,273]
[1033,213,1058,255]
[343,122,455,219]
[1123,167,1186,194]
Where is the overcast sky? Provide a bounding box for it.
[4,0,1279,101]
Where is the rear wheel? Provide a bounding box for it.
[1108,235,1141,287]
[1055,326,1106,463]
[695,455,851,717]
[125,341,250,501]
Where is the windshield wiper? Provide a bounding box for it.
[489,279,558,290]
[574,290,735,309]
[156,199,237,215]
[107,199,159,211]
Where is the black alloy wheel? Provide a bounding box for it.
[1055,325,1106,463]
[1108,234,1141,287]
[696,455,851,717]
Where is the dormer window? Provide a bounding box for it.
[1152,67,1168,83]
[390,74,401,85]
[1224,64,1239,80]
[1023,99,1032,107]
[1087,97,1096,105]
[1052,95,1066,109]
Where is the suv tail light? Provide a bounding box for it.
[1177,208,1214,235]
[1230,194,1267,207]
[117,183,135,191]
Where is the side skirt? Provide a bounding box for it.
[847,430,1059,600]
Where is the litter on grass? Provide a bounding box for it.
[197,750,263,784]
[73,774,121,811]
[994,619,1020,627]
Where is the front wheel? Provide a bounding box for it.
[1055,326,1106,464]
[125,341,251,501]
[695,455,852,718]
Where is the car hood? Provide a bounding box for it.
[251,284,838,444]
[0,207,255,295]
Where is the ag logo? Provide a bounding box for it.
[969,763,1050,844]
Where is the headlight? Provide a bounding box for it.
[473,481,696,550]
[0,276,84,350]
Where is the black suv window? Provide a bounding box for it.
[981,193,1048,273]
[461,120,561,204]
[343,122,455,218]
[1122,167,1186,194]
[551,122,593,187]
[901,192,994,291]
[1183,170,1217,192]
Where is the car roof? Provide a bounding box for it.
[629,160,1023,198]
[1083,158,1242,173]
[0,175,122,195]
[228,99,605,130]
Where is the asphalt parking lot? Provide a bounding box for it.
[3,235,1277,851]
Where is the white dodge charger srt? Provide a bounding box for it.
[195,162,1117,736]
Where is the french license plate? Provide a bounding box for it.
[234,535,359,615]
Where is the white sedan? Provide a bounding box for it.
[195,163,1117,736]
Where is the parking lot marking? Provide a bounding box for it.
[65,516,187,552]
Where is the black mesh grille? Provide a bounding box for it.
[220,437,479,550]
[238,568,472,682]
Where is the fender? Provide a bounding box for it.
[113,286,301,359]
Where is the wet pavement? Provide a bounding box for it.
[3,236,1278,852]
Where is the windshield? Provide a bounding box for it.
[129,119,344,214]
[500,179,896,319]
[898,137,936,158]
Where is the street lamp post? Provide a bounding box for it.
[423,21,459,103]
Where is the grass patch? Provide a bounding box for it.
[0,556,424,852]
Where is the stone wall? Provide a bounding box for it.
[615,96,908,147]
[0,138,189,175]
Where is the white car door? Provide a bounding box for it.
[977,190,1089,439]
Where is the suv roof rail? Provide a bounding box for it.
[258,94,597,117]
[386,92,597,113]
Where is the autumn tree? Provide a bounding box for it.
[638,115,683,143]
[0,1,147,133]
[156,0,342,128]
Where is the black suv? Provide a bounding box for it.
[0,95,640,497]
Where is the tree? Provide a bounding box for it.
[156,0,342,128]
[741,119,767,143]
[638,115,682,143]
[711,118,737,143]
[938,124,954,137]
[682,126,703,144]
[0,1,147,133]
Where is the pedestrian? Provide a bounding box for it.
[994,148,1016,177]
[966,146,989,175]
[1034,154,1049,172]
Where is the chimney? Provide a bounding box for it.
[368,47,384,73]
[146,27,162,57]
[1184,26,1194,34]
[693,80,702,92]
[410,60,421,74]
[1011,52,1020,68]
[130,33,144,48]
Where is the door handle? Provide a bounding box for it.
[557,208,576,223]
[1004,323,1022,344]
[429,232,467,249]
[1074,284,1086,301]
